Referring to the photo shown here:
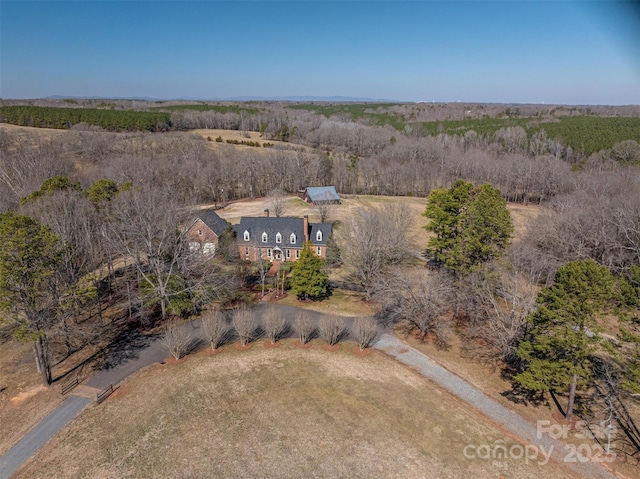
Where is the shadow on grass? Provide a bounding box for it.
[500,367,547,407]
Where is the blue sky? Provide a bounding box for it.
[1,1,638,104]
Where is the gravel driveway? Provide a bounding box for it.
[374,334,619,479]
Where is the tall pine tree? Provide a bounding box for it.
[516,259,615,420]
[0,212,63,385]
[424,180,513,275]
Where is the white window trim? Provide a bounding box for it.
[317,247,321,256]
[262,232,268,243]
[316,230,322,241]
[286,249,291,259]
[267,248,272,258]
[243,230,250,241]
[295,250,300,259]
[276,232,282,243]
[290,233,296,244]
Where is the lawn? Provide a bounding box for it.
[16,342,575,479]
[276,288,376,317]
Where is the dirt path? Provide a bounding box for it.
[374,334,619,479]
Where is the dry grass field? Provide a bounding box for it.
[192,128,313,152]
[0,340,64,456]
[15,342,576,479]
[212,193,537,250]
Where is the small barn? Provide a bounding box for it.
[303,186,340,205]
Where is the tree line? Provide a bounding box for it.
[0,106,172,132]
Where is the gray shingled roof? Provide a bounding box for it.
[234,217,332,248]
[198,209,229,236]
[309,223,332,246]
[305,186,340,203]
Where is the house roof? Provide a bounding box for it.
[234,216,332,248]
[309,223,332,246]
[304,186,340,203]
[197,209,228,236]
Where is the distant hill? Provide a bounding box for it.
[42,95,395,103]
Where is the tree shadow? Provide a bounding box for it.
[269,323,293,342]
[94,328,157,371]
[218,328,238,347]
[185,336,207,355]
[499,367,547,407]
[336,327,350,344]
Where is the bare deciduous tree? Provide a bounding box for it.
[463,256,538,365]
[313,191,337,223]
[162,320,192,360]
[338,203,413,296]
[319,314,346,346]
[232,305,256,346]
[201,307,226,350]
[353,316,378,351]
[294,312,315,345]
[376,268,453,347]
[107,185,192,319]
[267,188,287,217]
[262,305,287,344]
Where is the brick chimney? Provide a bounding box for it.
[264,209,269,217]
[303,215,309,242]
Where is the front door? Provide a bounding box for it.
[273,249,282,261]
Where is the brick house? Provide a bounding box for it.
[234,209,332,262]
[186,209,229,255]
[302,186,340,205]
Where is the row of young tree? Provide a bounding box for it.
[163,306,378,360]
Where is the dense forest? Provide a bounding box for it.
[1,99,640,462]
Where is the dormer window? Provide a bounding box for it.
[243,230,250,241]
[276,232,282,243]
[316,230,323,241]
[290,233,297,244]
[262,232,268,243]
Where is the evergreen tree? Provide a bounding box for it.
[516,259,615,420]
[21,175,82,204]
[424,180,513,275]
[290,241,329,300]
[0,212,63,385]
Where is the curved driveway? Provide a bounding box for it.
[0,305,618,479]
